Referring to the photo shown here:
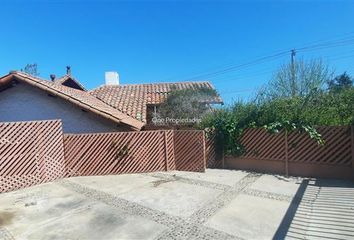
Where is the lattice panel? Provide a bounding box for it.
[64,131,167,176]
[164,130,176,171]
[174,130,205,172]
[64,130,206,176]
[1,122,207,193]
[239,126,353,167]
[288,126,352,166]
[205,134,222,168]
[0,120,65,193]
[241,128,286,161]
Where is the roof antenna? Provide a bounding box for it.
[66,66,71,76]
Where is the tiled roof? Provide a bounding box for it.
[90,81,223,123]
[54,75,87,91]
[0,72,144,130]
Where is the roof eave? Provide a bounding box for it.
[2,73,144,130]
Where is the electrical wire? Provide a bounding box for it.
[179,51,288,82]
[176,36,354,82]
[152,32,354,100]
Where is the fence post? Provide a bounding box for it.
[284,130,289,177]
[37,124,47,182]
[351,126,354,179]
[203,131,207,171]
[164,131,169,171]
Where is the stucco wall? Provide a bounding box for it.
[0,82,127,133]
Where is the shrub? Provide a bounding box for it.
[199,88,353,155]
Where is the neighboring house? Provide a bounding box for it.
[0,70,222,133]
[90,81,223,126]
[0,71,143,133]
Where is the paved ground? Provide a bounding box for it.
[0,169,353,240]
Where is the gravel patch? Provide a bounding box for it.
[187,173,262,224]
[242,188,293,202]
[147,172,231,191]
[60,179,237,240]
[155,223,241,240]
[59,180,185,227]
[0,228,15,240]
[58,171,301,240]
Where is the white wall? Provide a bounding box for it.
[0,82,126,133]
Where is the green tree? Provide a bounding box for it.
[327,72,353,91]
[22,63,40,76]
[200,101,261,155]
[262,58,333,99]
[154,86,219,125]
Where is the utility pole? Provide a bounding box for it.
[291,49,296,97]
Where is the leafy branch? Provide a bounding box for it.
[264,120,325,145]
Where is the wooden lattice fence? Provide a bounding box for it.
[63,130,206,176]
[174,130,206,172]
[0,120,66,193]
[239,126,352,165]
[225,126,354,179]
[0,120,208,193]
[205,134,223,168]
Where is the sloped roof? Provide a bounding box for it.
[54,75,87,91]
[0,72,144,130]
[90,81,223,123]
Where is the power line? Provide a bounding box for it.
[206,66,275,81]
[328,53,354,62]
[175,36,354,83]
[152,32,354,101]
[297,39,354,53]
[220,88,258,94]
[179,51,288,82]
[296,35,354,50]
[214,49,354,84]
[291,31,354,50]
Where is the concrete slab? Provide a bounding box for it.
[21,203,167,240]
[118,180,223,218]
[0,181,166,240]
[68,173,223,218]
[68,174,158,195]
[205,194,291,239]
[0,182,89,230]
[249,174,302,196]
[163,169,249,186]
[1,170,353,240]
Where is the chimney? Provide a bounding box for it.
[105,71,119,85]
[66,66,71,76]
[50,74,56,81]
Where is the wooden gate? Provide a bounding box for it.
[174,130,206,172]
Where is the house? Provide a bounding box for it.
[0,69,222,133]
[90,81,223,127]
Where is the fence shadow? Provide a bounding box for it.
[273,178,354,239]
[273,179,309,239]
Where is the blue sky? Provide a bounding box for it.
[1,0,354,104]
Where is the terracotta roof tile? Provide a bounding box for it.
[0,72,144,130]
[54,75,87,91]
[90,81,223,123]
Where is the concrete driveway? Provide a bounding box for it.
[0,169,353,240]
